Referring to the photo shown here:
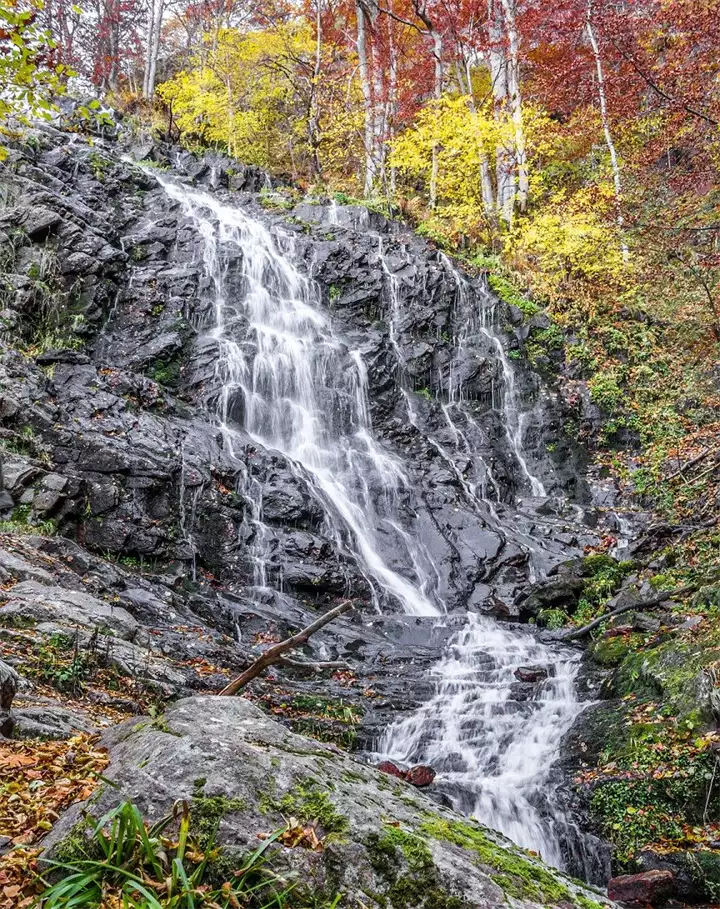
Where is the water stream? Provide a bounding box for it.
[378,616,584,868]
[158,176,441,617]
[156,177,588,874]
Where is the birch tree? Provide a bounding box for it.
[585,0,628,259]
[356,0,378,195]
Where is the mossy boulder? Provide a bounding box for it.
[41,696,612,909]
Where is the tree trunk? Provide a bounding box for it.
[386,17,398,195]
[487,0,514,225]
[307,0,323,178]
[371,29,387,189]
[461,56,496,223]
[428,28,443,209]
[356,0,376,196]
[146,0,164,100]
[105,0,120,93]
[142,0,154,98]
[586,2,629,260]
[499,0,528,212]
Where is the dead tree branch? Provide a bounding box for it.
[560,585,696,642]
[665,448,713,481]
[219,601,354,696]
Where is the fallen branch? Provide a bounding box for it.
[219,601,354,696]
[666,447,714,481]
[689,460,720,485]
[560,584,696,642]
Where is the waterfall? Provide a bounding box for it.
[157,177,441,617]
[440,254,547,498]
[378,615,584,869]
[155,177,585,874]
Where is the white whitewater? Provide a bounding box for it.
[157,177,441,617]
[440,254,547,498]
[378,615,583,868]
[157,178,582,872]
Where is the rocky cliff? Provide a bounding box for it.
[0,124,619,908]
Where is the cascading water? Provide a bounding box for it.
[374,245,581,870]
[440,254,547,499]
[155,177,589,876]
[157,176,441,617]
[378,616,585,869]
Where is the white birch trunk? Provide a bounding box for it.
[146,0,164,100]
[428,28,443,209]
[356,0,376,196]
[585,3,629,259]
[308,0,323,177]
[488,0,514,224]
[142,0,154,97]
[463,55,496,220]
[499,0,528,212]
[387,14,398,195]
[370,35,386,188]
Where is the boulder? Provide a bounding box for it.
[41,696,611,909]
[0,547,54,585]
[607,870,674,905]
[18,206,62,240]
[0,582,141,641]
[517,576,585,618]
[0,660,20,737]
[377,760,406,780]
[514,666,548,684]
[12,705,99,739]
[0,659,20,709]
[406,764,436,787]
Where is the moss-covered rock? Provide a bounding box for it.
[571,591,720,894]
[41,696,611,909]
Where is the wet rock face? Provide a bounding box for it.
[0,129,598,622]
[0,131,617,896]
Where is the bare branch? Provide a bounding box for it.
[559,585,696,642]
[609,37,718,128]
[219,601,354,696]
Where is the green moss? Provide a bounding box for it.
[262,777,348,840]
[364,824,466,909]
[420,816,570,904]
[190,785,247,850]
[487,273,539,316]
[614,625,720,724]
[53,816,104,864]
[149,357,182,387]
[581,556,635,606]
[591,633,643,667]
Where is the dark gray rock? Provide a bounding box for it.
[517,576,585,618]
[18,206,62,240]
[12,704,99,739]
[514,665,548,683]
[0,659,20,709]
[0,582,141,641]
